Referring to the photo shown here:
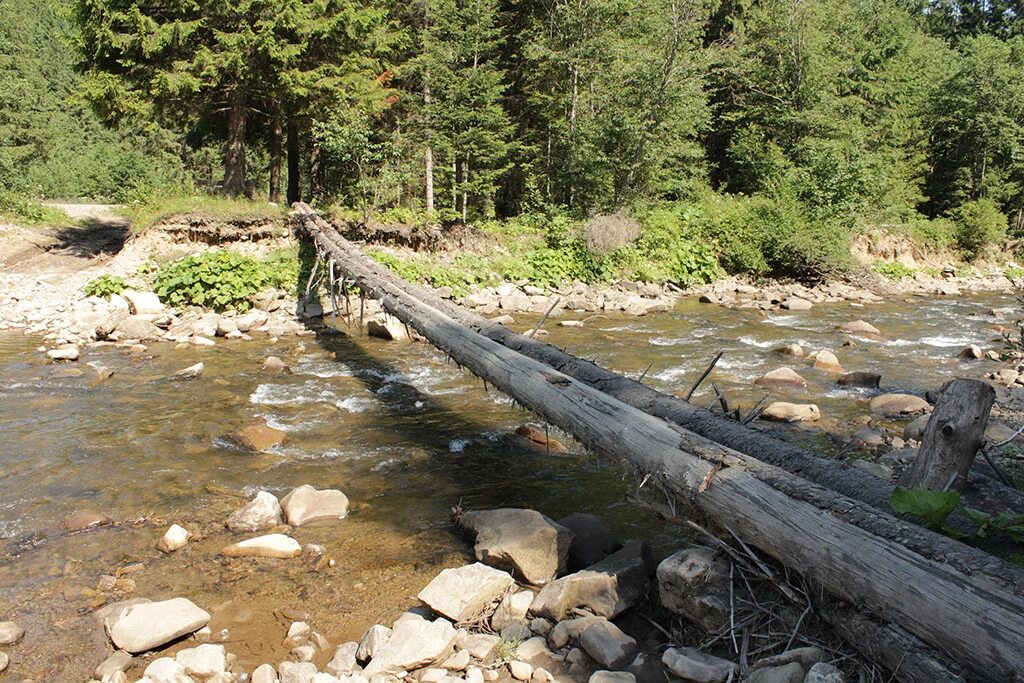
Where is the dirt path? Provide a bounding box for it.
[2,204,130,275]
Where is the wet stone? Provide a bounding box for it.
[0,622,24,646]
[226,491,284,532]
[62,510,113,532]
[95,649,133,679]
[106,597,211,653]
[282,484,349,526]
[222,534,302,559]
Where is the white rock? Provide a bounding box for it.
[95,650,133,679]
[363,618,458,674]
[589,672,635,683]
[176,643,226,677]
[191,335,216,346]
[157,524,192,553]
[107,598,211,653]
[418,562,515,622]
[292,644,317,662]
[0,652,8,674]
[466,667,484,683]
[421,668,447,682]
[441,648,471,670]
[252,663,279,683]
[143,657,188,683]
[226,491,284,532]
[287,621,312,641]
[492,589,535,630]
[47,345,80,361]
[172,362,204,380]
[456,632,500,660]
[510,661,533,681]
[357,624,392,661]
[281,485,349,526]
[0,622,24,646]
[222,534,301,559]
[122,290,165,315]
[279,661,319,683]
[313,674,342,683]
[326,641,359,676]
[367,314,409,341]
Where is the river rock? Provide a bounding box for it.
[121,290,164,315]
[226,491,284,532]
[0,622,24,646]
[418,563,515,622]
[115,315,165,341]
[657,547,729,632]
[47,345,80,361]
[363,618,458,674]
[224,423,287,452]
[262,356,292,374]
[578,620,637,670]
[781,298,812,311]
[558,513,620,570]
[171,362,204,380]
[902,414,930,441]
[515,425,568,452]
[869,393,930,416]
[357,624,392,661]
[367,315,409,341]
[837,371,881,388]
[748,663,804,683]
[590,672,635,683]
[156,524,192,553]
[760,402,820,423]
[326,642,359,676]
[235,309,269,332]
[772,343,804,357]
[252,663,278,683]
[813,350,843,373]
[838,320,881,336]
[106,597,211,653]
[96,650,133,679]
[509,660,533,681]
[222,534,301,559]
[279,661,318,683]
[805,662,845,683]
[531,540,651,620]
[959,344,984,359]
[144,656,187,682]
[176,643,226,678]
[492,590,536,631]
[754,367,807,389]
[662,647,737,683]
[282,485,349,526]
[460,509,573,585]
[62,509,113,531]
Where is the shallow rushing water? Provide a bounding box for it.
[0,291,1016,680]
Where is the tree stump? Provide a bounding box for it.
[906,379,995,492]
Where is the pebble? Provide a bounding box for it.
[95,650,133,679]
[509,661,533,681]
[0,622,24,646]
[222,534,302,559]
[0,651,7,673]
[156,523,192,553]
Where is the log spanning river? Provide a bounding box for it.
[0,291,1016,680]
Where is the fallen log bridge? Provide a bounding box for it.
[293,204,1024,682]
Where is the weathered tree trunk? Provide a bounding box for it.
[223,89,247,198]
[907,379,995,491]
[287,119,301,205]
[423,1,435,213]
[269,105,283,204]
[294,205,1024,682]
[309,138,323,203]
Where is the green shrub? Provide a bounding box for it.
[154,249,299,311]
[0,191,69,225]
[907,217,957,250]
[873,261,916,280]
[83,275,127,298]
[953,198,1008,259]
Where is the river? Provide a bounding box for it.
[0,291,1015,680]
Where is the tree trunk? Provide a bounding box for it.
[460,153,468,221]
[906,379,995,491]
[287,119,301,205]
[292,204,1024,682]
[269,105,283,204]
[223,89,247,198]
[309,138,322,204]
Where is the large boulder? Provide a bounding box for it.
[223,424,287,452]
[657,547,729,632]
[837,320,881,336]
[869,393,930,417]
[837,372,881,389]
[812,350,843,373]
[417,563,515,622]
[760,402,820,423]
[460,509,573,585]
[754,368,807,389]
[363,618,458,675]
[115,315,165,342]
[530,540,651,621]
[106,598,211,653]
[558,513,621,570]
[579,620,638,670]
[226,491,284,532]
[281,485,349,526]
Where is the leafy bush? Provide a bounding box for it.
[154,249,299,311]
[953,198,1008,259]
[873,261,916,279]
[0,191,69,225]
[907,217,956,250]
[83,275,127,298]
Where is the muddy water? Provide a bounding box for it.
[0,291,1015,680]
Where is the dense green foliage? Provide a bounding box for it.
[5,1,1024,278]
[83,275,127,298]
[154,250,299,311]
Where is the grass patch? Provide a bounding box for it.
[0,191,72,226]
[120,193,286,232]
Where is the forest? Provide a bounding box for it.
[2,0,1024,280]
